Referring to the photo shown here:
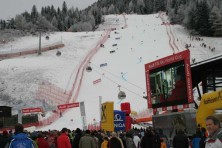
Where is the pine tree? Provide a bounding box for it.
[22,11,31,22]
[62,1,68,16]
[209,6,222,36]
[194,1,210,36]
[41,7,45,16]
[137,0,145,14]
[2,20,6,29]
[128,1,134,13]
[9,18,15,29]
[0,19,3,29]
[31,5,38,24]
[50,5,57,20]
[15,15,27,30]
[108,4,115,14]
[51,16,58,28]
[144,0,154,14]
[57,16,64,31]
[186,8,196,29]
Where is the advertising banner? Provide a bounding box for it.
[22,107,42,114]
[93,78,101,85]
[114,110,125,132]
[196,89,222,127]
[125,116,132,132]
[145,50,193,108]
[120,102,131,115]
[101,102,114,132]
[57,102,79,110]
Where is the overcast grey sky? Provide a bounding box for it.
[0,0,97,20]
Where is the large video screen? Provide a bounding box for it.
[150,61,187,108]
[145,50,193,108]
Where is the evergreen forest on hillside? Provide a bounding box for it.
[0,0,222,37]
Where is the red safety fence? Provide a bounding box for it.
[0,43,64,60]
[36,81,70,106]
[88,124,101,131]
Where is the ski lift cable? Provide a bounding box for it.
[90,62,146,91]
[92,68,144,99]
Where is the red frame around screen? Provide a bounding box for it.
[145,50,193,108]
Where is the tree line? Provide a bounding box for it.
[0,0,222,36]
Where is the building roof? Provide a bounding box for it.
[191,54,222,89]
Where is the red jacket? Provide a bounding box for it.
[37,137,50,148]
[57,133,72,148]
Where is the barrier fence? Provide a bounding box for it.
[0,42,64,60]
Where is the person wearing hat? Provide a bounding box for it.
[0,130,10,147]
[8,123,35,148]
[57,128,72,148]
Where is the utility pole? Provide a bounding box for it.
[18,109,22,124]
[99,96,102,128]
[38,31,41,55]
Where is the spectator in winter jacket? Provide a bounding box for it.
[173,129,189,148]
[205,116,222,148]
[108,132,124,148]
[72,128,82,148]
[0,130,10,148]
[37,133,50,148]
[57,128,72,148]
[159,129,169,147]
[160,139,167,148]
[140,130,153,148]
[101,136,109,148]
[119,132,127,148]
[47,130,58,148]
[126,129,136,148]
[191,129,202,148]
[8,123,35,148]
[199,127,207,148]
[133,132,141,148]
[79,130,97,148]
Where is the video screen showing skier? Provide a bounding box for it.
[150,60,187,108]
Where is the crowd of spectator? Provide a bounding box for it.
[0,115,221,148]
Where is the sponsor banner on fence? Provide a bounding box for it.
[57,102,79,110]
[22,108,42,114]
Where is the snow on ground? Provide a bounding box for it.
[0,13,222,131]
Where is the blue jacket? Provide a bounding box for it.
[192,137,201,148]
[9,133,35,148]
